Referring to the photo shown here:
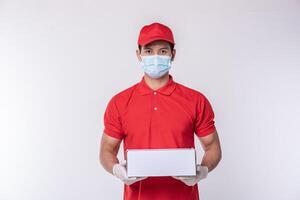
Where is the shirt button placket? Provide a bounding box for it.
[153,91,158,111]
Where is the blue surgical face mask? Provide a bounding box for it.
[140,55,172,79]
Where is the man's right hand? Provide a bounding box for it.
[112,160,148,185]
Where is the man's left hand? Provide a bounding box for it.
[172,164,209,186]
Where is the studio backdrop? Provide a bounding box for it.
[0,0,299,200]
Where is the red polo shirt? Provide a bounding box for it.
[103,74,217,200]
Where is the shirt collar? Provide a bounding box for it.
[137,74,177,96]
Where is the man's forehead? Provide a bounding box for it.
[143,40,171,49]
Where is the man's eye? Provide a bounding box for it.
[144,50,151,54]
[161,50,168,54]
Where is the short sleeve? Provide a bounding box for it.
[194,94,217,137]
[103,96,124,140]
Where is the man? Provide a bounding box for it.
[100,22,222,200]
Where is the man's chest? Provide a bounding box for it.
[120,95,196,146]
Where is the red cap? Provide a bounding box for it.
[137,22,175,46]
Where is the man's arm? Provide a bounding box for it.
[172,130,221,186]
[198,130,222,172]
[99,132,122,175]
[99,132,148,185]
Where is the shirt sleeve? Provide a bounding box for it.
[194,93,217,137]
[103,96,124,140]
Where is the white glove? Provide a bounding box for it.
[172,164,208,186]
[112,160,147,185]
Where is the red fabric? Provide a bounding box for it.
[103,74,217,200]
[137,22,175,46]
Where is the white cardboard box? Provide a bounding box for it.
[126,148,196,178]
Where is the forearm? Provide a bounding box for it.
[100,150,119,175]
[100,133,123,175]
[200,147,222,172]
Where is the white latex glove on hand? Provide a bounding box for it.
[112,160,147,185]
[173,164,209,186]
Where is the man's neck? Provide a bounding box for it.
[144,73,170,90]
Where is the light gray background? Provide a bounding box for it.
[0,0,299,200]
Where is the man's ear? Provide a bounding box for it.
[136,49,142,62]
[171,49,176,61]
